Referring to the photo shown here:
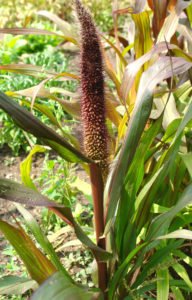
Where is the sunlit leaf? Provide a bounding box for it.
[16,204,72,279]
[157,1,190,43]
[20,145,46,190]
[131,10,153,93]
[121,42,177,103]
[36,10,78,45]
[157,269,169,300]
[0,219,56,284]
[7,85,52,99]
[157,229,192,240]
[132,11,153,62]
[105,56,192,232]
[186,3,192,25]
[0,27,63,38]
[0,64,57,78]
[173,263,192,290]
[105,92,153,232]
[147,184,192,240]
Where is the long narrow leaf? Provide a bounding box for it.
[0,178,62,207]
[20,145,46,190]
[0,92,91,163]
[0,220,56,284]
[0,28,63,37]
[15,204,72,280]
[105,55,192,232]
[147,184,192,241]
[157,269,169,300]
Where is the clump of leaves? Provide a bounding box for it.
[0,1,192,299]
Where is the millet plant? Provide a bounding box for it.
[0,0,192,299]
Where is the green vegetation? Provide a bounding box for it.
[0,0,192,299]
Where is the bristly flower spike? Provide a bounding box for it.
[75,0,108,178]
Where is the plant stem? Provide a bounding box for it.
[89,163,108,297]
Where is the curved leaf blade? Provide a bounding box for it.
[16,204,72,279]
[0,219,56,284]
[31,271,101,300]
[0,178,62,207]
[147,184,192,241]
[20,145,46,190]
[0,92,91,163]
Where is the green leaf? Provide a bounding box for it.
[0,276,37,295]
[161,119,181,143]
[172,102,192,143]
[157,269,169,300]
[136,101,192,230]
[186,3,192,25]
[114,117,163,260]
[20,145,46,190]
[15,204,72,280]
[105,56,192,233]
[132,240,181,289]
[173,249,192,268]
[108,243,147,300]
[0,92,90,163]
[0,178,62,207]
[172,263,192,290]
[0,219,56,284]
[171,286,185,300]
[21,99,63,129]
[180,152,192,179]
[147,184,192,241]
[132,11,153,65]
[105,92,153,233]
[31,271,102,300]
[157,229,192,240]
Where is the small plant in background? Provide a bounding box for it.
[0,0,192,299]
